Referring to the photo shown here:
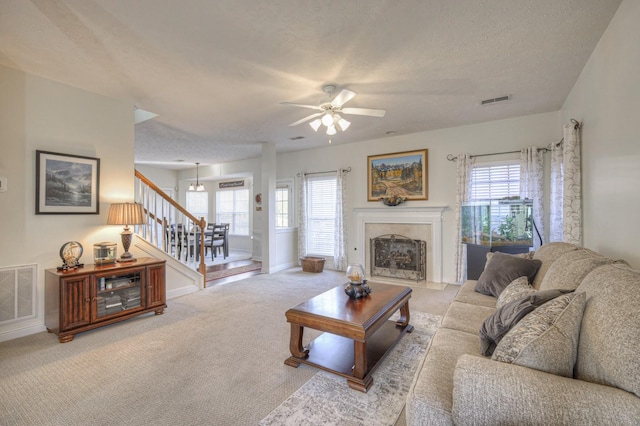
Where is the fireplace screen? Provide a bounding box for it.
[370,234,426,282]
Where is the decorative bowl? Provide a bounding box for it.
[380,196,406,206]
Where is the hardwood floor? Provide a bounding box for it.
[205,259,262,285]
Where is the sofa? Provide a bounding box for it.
[406,242,640,425]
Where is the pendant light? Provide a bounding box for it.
[188,162,205,191]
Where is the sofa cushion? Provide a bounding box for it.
[441,301,495,335]
[485,250,535,269]
[496,276,536,309]
[407,328,480,426]
[538,248,617,292]
[479,289,566,356]
[492,292,586,377]
[574,264,640,397]
[475,253,541,297]
[531,242,579,289]
[454,280,497,308]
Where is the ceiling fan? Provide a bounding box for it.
[282,85,386,135]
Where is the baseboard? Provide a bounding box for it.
[167,285,199,300]
[0,322,47,343]
[269,262,297,273]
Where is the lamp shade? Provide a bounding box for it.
[107,203,146,226]
[309,118,322,132]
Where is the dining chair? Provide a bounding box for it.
[205,223,229,260]
[166,224,181,257]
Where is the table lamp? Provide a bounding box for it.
[107,202,146,262]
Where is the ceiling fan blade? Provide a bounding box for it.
[341,107,386,117]
[331,89,356,108]
[281,102,322,111]
[288,112,322,127]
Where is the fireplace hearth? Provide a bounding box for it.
[371,234,426,282]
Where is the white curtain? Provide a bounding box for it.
[334,169,348,271]
[520,147,544,250]
[297,173,308,263]
[455,154,473,283]
[549,138,563,242]
[549,123,582,245]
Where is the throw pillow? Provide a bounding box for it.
[492,292,587,377]
[475,252,542,297]
[496,276,536,309]
[485,250,535,269]
[479,289,567,356]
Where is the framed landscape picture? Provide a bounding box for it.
[36,150,100,214]
[368,149,428,201]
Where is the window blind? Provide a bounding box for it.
[306,176,336,256]
[470,162,521,233]
[471,162,520,201]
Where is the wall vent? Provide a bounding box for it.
[0,264,36,324]
[289,136,305,140]
[481,95,510,106]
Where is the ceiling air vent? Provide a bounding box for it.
[289,136,305,140]
[481,95,510,106]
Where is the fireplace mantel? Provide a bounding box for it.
[354,206,448,283]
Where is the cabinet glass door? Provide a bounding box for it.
[94,269,145,320]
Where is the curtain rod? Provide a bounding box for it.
[447,147,549,162]
[447,119,581,162]
[297,166,351,177]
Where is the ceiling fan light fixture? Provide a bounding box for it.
[326,125,337,136]
[321,112,334,127]
[337,117,350,131]
[309,119,322,131]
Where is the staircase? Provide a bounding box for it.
[134,170,207,279]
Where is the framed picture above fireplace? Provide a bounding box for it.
[367,149,428,201]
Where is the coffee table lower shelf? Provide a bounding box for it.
[285,319,413,392]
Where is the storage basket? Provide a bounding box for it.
[300,256,326,273]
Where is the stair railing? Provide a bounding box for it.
[134,170,207,277]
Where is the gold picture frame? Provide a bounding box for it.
[367,149,428,201]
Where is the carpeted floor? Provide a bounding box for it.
[0,268,455,426]
[259,311,441,426]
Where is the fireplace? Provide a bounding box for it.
[354,206,447,283]
[371,234,426,282]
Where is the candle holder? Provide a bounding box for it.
[344,263,372,299]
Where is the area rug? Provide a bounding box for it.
[205,260,262,281]
[259,311,442,426]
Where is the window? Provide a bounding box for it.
[470,161,520,201]
[216,189,249,235]
[186,191,208,222]
[276,180,293,229]
[470,161,520,233]
[306,175,336,256]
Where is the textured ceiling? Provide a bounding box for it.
[1,0,622,170]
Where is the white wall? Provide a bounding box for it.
[0,65,134,341]
[561,0,640,268]
[275,112,562,283]
[135,164,178,193]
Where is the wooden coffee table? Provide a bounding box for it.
[284,282,413,392]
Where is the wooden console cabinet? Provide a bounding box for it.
[45,257,166,343]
